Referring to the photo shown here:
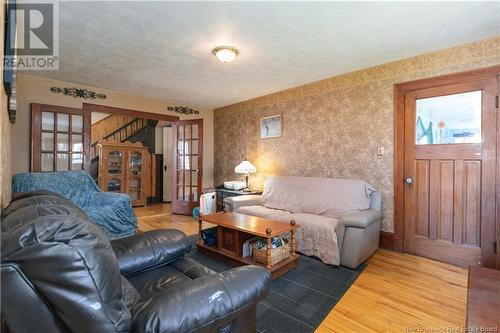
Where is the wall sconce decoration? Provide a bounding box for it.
[167,106,200,115]
[50,87,107,99]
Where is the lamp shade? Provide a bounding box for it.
[235,160,257,175]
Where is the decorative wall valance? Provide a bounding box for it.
[50,87,107,99]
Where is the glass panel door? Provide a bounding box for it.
[172,119,203,215]
[31,104,90,172]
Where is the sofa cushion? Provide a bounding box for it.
[127,265,193,298]
[235,205,340,265]
[291,213,340,265]
[260,176,375,218]
[235,205,293,221]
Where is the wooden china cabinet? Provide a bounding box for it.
[97,141,150,207]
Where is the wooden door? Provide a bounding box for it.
[172,119,203,215]
[403,78,497,267]
[31,104,91,172]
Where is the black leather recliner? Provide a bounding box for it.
[1,191,271,333]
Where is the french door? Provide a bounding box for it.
[172,119,203,215]
[31,104,91,172]
[403,78,498,267]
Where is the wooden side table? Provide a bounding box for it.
[215,187,262,211]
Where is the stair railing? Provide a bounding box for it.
[91,118,152,159]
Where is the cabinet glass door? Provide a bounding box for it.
[107,150,123,192]
[128,151,142,201]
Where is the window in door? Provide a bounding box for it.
[415,90,482,145]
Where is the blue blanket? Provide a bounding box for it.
[12,171,137,239]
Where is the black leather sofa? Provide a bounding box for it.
[1,191,271,333]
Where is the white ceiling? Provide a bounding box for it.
[30,1,500,109]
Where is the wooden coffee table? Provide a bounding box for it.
[197,211,300,279]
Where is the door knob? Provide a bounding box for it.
[405,177,413,184]
[164,165,167,171]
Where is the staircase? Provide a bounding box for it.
[91,118,159,181]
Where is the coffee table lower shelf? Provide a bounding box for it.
[197,241,299,280]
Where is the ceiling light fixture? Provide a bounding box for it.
[213,46,239,63]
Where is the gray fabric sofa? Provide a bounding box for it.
[224,176,382,269]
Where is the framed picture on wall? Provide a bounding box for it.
[260,115,282,138]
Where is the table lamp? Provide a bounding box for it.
[235,159,257,191]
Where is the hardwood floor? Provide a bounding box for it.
[135,203,468,333]
[134,202,215,234]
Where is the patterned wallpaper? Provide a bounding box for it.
[214,36,500,232]
[0,0,13,209]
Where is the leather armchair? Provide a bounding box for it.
[1,191,271,333]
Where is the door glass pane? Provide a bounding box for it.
[42,112,54,130]
[178,125,184,140]
[57,113,69,131]
[192,186,198,201]
[56,153,69,171]
[41,153,54,171]
[184,186,190,201]
[184,140,190,155]
[71,134,83,152]
[185,125,191,139]
[415,91,481,145]
[71,153,83,170]
[177,171,184,185]
[192,140,199,154]
[192,171,198,185]
[192,124,198,139]
[41,132,54,151]
[184,156,190,170]
[108,151,122,174]
[72,115,83,132]
[177,156,184,170]
[192,155,198,170]
[177,140,184,154]
[108,178,121,192]
[57,133,69,151]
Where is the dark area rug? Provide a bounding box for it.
[186,236,366,333]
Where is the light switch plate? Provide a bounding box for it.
[377,146,385,156]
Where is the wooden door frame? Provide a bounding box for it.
[393,65,500,256]
[83,103,180,122]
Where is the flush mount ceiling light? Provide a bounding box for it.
[212,46,239,63]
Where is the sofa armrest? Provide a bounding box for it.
[90,191,131,207]
[223,195,262,211]
[111,229,191,276]
[339,209,382,229]
[131,265,271,333]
